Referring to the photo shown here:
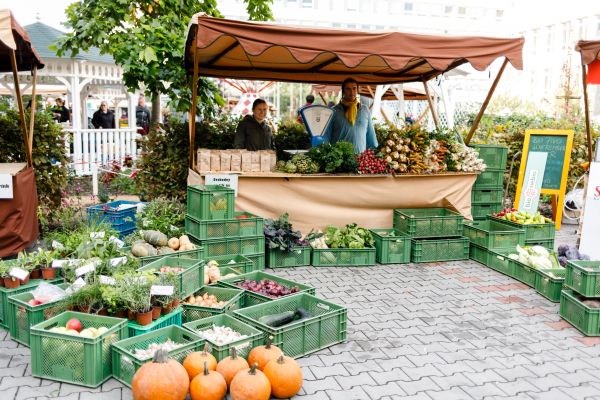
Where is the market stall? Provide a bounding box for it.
[0,10,44,257]
[184,14,524,228]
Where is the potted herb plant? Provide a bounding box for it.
[1,260,20,289]
[39,249,58,280]
[22,251,42,279]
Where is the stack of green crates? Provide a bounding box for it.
[185,185,265,271]
[470,144,508,220]
[464,219,525,268]
[393,208,469,263]
[560,260,600,336]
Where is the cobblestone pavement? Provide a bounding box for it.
[3,226,598,400]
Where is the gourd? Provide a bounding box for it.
[263,353,302,398]
[258,311,296,327]
[248,336,281,371]
[207,265,221,284]
[157,246,175,255]
[216,347,249,387]
[168,237,180,250]
[142,230,168,247]
[183,343,217,380]
[189,361,227,400]
[132,243,157,257]
[131,348,189,400]
[179,235,191,246]
[230,363,271,400]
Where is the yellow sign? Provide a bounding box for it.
[514,129,574,230]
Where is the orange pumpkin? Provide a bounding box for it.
[216,347,249,387]
[131,348,189,400]
[183,343,217,380]
[230,363,271,400]
[263,353,303,398]
[247,336,281,371]
[190,361,227,400]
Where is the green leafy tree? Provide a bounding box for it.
[55,0,274,123]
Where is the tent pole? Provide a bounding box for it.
[580,54,594,163]
[465,58,509,144]
[317,91,327,105]
[422,80,440,130]
[189,34,200,169]
[28,65,38,162]
[414,105,430,128]
[10,49,32,167]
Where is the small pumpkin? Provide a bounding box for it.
[263,353,302,398]
[183,343,217,380]
[216,347,249,387]
[230,363,271,400]
[248,336,281,371]
[131,348,189,400]
[190,361,227,400]
[168,237,180,250]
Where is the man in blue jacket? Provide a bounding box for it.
[322,78,377,153]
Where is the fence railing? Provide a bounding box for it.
[65,128,139,176]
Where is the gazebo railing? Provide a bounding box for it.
[64,128,139,176]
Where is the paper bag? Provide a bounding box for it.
[230,150,242,172]
[251,152,261,172]
[260,151,272,172]
[241,151,252,172]
[197,149,212,173]
[210,152,221,172]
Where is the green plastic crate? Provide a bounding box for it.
[510,259,537,287]
[474,168,504,188]
[410,237,469,263]
[217,271,316,307]
[7,283,70,347]
[463,220,525,250]
[182,286,244,323]
[182,314,264,361]
[205,254,254,275]
[30,311,128,387]
[185,212,263,241]
[370,229,411,264]
[471,203,503,219]
[487,249,514,275]
[470,144,508,170]
[267,246,311,268]
[311,247,376,267]
[187,184,235,221]
[127,308,182,337]
[490,216,556,242]
[200,236,266,257]
[535,269,565,302]
[137,247,204,268]
[0,278,63,329]
[246,253,266,270]
[112,325,205,387]
[525,239,555,252]
[469,243,489,265]
[472,188,503,204]
[137,257,203,299]
[565,260,600,298]
[233,293,347,358]
[559,289,600,336]
[393,208,464,238]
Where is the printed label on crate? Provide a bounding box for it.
[52,259,84,268]
[9,267,29,280]
[51,240,64,250]
[110,256,127,267]
[90,231,106,239]
[76,263,96,277]
[108,236,125,248]
[99,275,117,285]
[150,285,174,296]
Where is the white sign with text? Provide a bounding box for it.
[205,174,238,197]
[579,162,600,259]
[0,174,13,199]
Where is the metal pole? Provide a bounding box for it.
[28,65,38,160]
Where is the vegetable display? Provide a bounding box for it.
[494,208,552,224]
[275,153,319,174]
[131,348,189,400]
[216,347,249,387]
[183,344,218,379]
[323,223,374,249]
[203,260,237,284]
[248,337,281,371]
[133,339,184,360]
[198,325,249,346]
[557,244,591,266]
[263,354,303,399]
[258,308,312,328]
[263,213,307,252]
[235,280,300,298]
[184,293,227,308]
[508,245,560,270]
[189,361,227,400]
[306,141,358,173]
[130,233,197,258]
[355,149,390,174]
[229,363,271,400]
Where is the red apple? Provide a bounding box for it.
[66,318,83,332]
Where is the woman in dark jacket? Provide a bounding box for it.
[234,98,272,151]
[92,101,116,129]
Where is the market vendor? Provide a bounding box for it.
[234,98,273,151]
[323,78,377,153]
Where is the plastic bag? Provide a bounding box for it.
[31,282,67,304]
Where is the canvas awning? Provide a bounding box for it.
[312,83,427,101]
[576,40,600,66]
[575,40,600,163]
[0,9,44,72]
[185,13,523,85]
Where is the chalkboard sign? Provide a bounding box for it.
[527,134,568,190]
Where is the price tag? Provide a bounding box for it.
[99,275,117,285]
[52,240,64,250]
[9,267,29,280]
[150,285,174,296]
[110,256,127,267]
[90,231,106,239]
[75,263,96,277]
[73,278,86,288]
[108,236,125,248]
[52,259,70,268]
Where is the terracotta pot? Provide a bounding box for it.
[127,310,137,321]
[152,306,162,320]
[161,305,173,315]
[114,309,127,319]
[41,268,56,280]
[0,277,4,287]
[67,306,75,311]
[136,310,153,326]
[30,269,42,280]
[4,277,20,289]
[97,309,108,316]
[20,274,30,285]
[171,298,180,308]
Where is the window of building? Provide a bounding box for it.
[332,22,342,27]
[346,0,358,11]
[286,0,297,5]
[301,0,313,8]
[458,6,466,15]
[404,2,413,13]
[444,5,453,14]
[496,9,504,18]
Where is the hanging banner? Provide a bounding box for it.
[517,152,547,214]
[579,162,600,259]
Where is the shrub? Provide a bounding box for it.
[273,119,310,161]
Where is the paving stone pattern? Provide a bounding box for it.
[2,226,598,399]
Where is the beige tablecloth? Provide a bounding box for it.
[189,170,476,234]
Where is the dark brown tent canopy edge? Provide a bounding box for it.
[0,9,44,72]
[576,40,600,66]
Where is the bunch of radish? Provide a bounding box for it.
[355,149,390,174]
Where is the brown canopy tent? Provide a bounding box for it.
[311,83,427,101]
[185,13,523,166]
[575,40,600,163]
[0,9,45,257]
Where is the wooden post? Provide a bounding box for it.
[28,65,37,161]
[580,54,594,163]
[414,105,430,128]
[465,58,509,144]
[189,33,200,169]
[422,80,440,130]
[10,49,32,167]
[317,91,327,105]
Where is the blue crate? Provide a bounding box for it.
[86,200,142,232]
